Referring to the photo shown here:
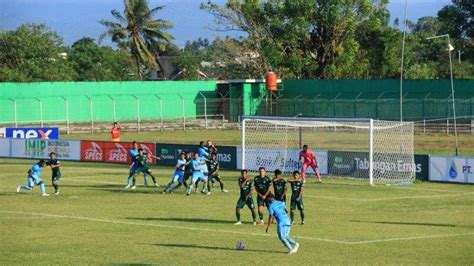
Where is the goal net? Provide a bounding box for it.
[241,116,415,185]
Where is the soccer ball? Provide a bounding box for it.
[236,241,245,251]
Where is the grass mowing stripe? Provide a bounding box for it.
[0,210,350,245]
[2,210,472,246]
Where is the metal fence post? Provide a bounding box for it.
[177,93,185,130]
[61,96,69,135]
[35,98,43,127]
[132,95,140,133]
[9,99,18,127]
[107,95,116,122]
[86,95,94,133]
[155,95,163,131]
[198,91,208,129]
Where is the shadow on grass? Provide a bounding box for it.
[88,188,163,194]
[142,243,286,254]
[351,220,456,227]
[127,217,235,225]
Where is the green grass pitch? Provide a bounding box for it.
[1,158,473,264]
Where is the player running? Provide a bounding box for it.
[272,169,287,203]
[288,171,305,225]
[254,167,272,225]
[298,144,321,182]
[186,152,210,195]
[16,159,49,196]
[235,169,257,225]
[48,152,61,195]
[207,152,228,193]
[163,152,187,194]
[265,193,300,254]
[128,148,160,189]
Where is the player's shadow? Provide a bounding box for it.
[350,220,457,227]
[127,217,234,225]
[143,243,286,254]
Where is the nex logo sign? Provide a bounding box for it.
[6,128,60,139]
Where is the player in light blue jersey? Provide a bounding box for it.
[163,152,188,193]
[265,193,300,254]
[197,141,209,159]
[186,152,210,195]
[17,160,49,196]
[125,141,148,189]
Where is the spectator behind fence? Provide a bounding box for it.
[111,122,122,142]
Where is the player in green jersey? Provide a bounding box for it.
[130,148,160,189]
[254,167,272,225]
[48,152,61,195]
[206,153,228,193]
[272,169,287,203]
[235,169,257,225]
[288,171,305,225]
[183,151,193,189]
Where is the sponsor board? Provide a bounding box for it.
[0,127,5,138]
[81,141,155,164]
[156,143,237,169]
[6,127,60,139]
[238,147,328,175]
[0,138,11,157]
[328,151,424,179]
[430,156,474,184]
[10,138,80,160]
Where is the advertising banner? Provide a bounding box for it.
[156,143,237,169]
[10,139,80,160]
[0,138,11,157]
[0,127,5,138]
[414,154,430,180]
[430,156,474,184]
[236,147,328,175]
[81,141,155,164]
[328,151,424,179]
[6,127,60,139]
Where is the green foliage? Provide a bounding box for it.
[100,0,174,79]
[0,24,76,82]
[69,37,135,81]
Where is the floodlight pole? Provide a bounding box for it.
[426,34,459,155]
[399,0,408,122]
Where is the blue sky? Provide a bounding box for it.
[0,0,452,47]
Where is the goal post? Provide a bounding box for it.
[241,116,415,185]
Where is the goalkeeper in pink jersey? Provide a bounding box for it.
[298,144,321,182]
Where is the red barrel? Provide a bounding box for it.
[265,72,277,91]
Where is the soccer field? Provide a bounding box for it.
[1,158,473,264]
[65,129,474,156]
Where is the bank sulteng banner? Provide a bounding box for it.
[81,141,155,164]
[156,143,237,169]
[10,138,81,160]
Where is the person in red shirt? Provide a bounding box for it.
[111,122,121,142]
[298,144,321,182]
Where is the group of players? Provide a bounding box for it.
[16,140,322,254]
[124,140,228,195]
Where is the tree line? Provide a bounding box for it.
[0,0,472,82]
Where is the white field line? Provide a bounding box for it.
[64,178,474,202]
[0,210,350,245]
[1,210,473,245]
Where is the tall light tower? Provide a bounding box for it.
[399,0,408,122]
[426,34,459,156]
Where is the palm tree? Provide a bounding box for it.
[100,0,173,79]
